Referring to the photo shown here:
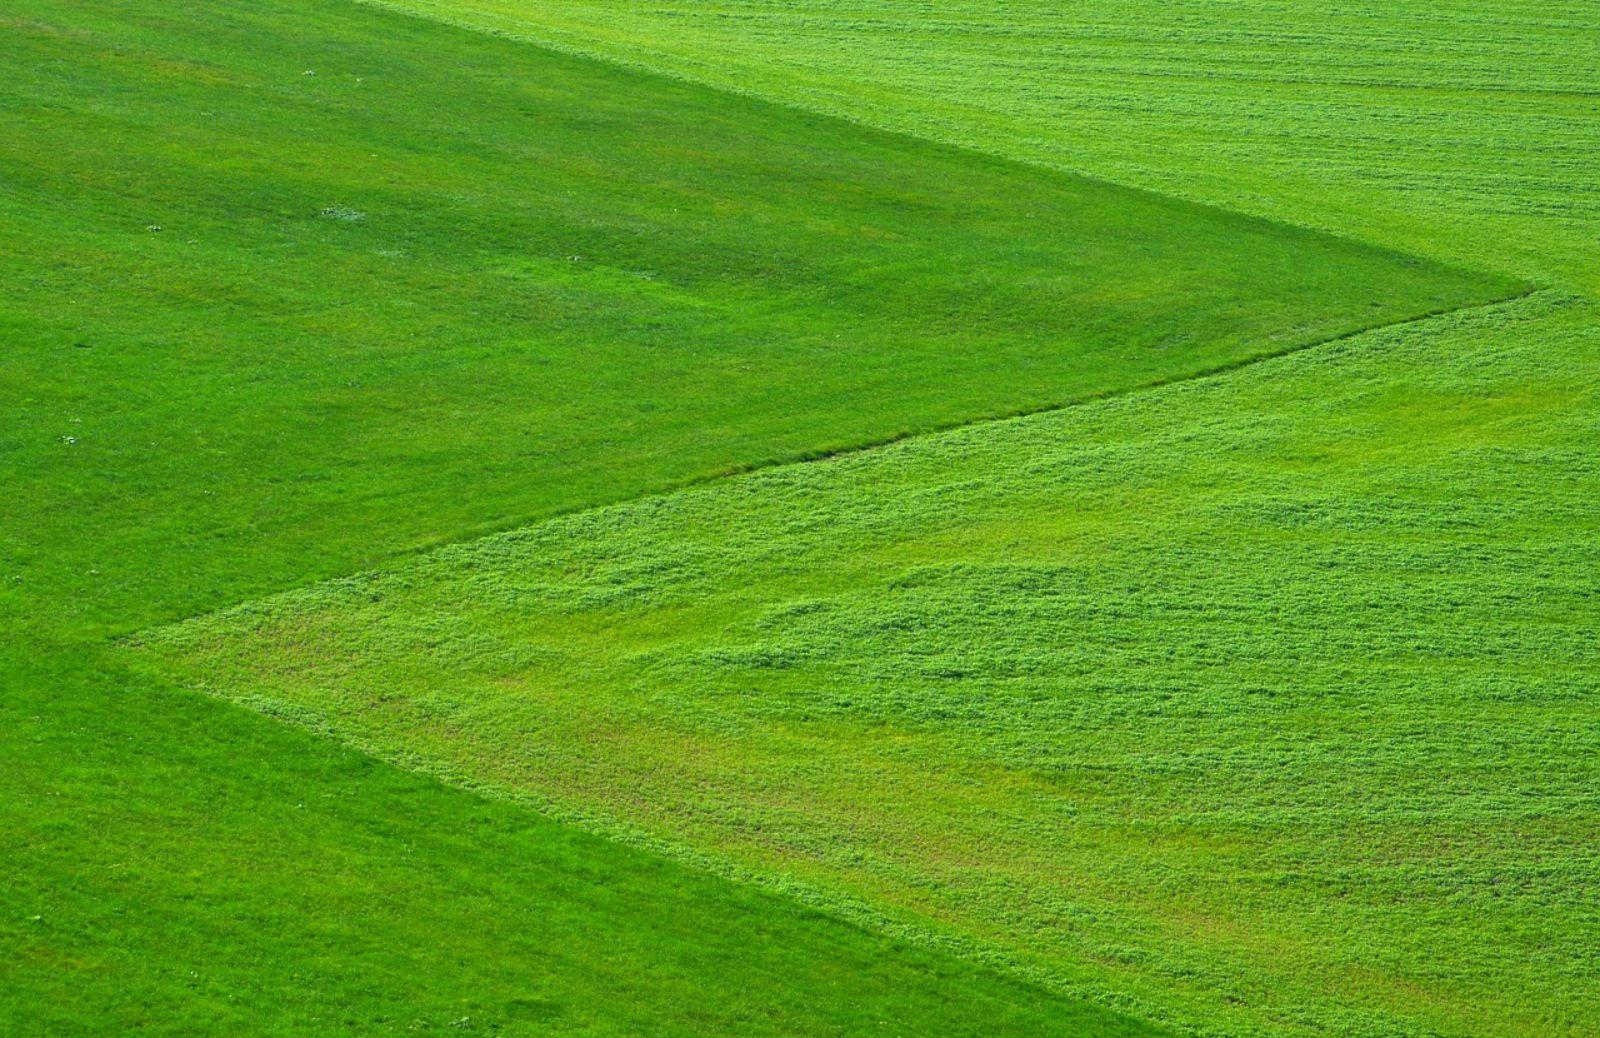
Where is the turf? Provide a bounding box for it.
[1,0,1201,1027]
[2,647,1164,1038]
[8,0,1505,1031]
[299,12,1594,1032]
[364,0,1600,291]
[5,0,1590,1034]
[137,290,1600,1038]
[0,0,1507,632]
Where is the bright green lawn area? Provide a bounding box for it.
[2,645,1165,1038]
[139,290,1600,1038]
[0,0,1507,630]
[0,0,1202,1032]
[5,0,1589,1034]
[287,8,1597,1032]
[8,0,1509,1032]
[364,0,1600,291]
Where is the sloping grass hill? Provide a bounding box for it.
[364,0,1600,292]
[1,0,1505,631]
[5,0,1586,1035]
[261,9,1594,1030]
[3,0,1514,1033]
[139,291,1600,1037]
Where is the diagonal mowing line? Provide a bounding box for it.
[685,284,1543,475]
[348,0,1532,266]
[383,285,1543,544]
[285,0,1534,549]
[131,283,1540,634]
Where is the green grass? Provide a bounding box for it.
[0,0,1507,634]
[6,0,1592,1034]
[0,0,1198,1028]
[295,12,1591,1032]
[137,290,1600,1038]
[4,0,1495,1032]
[9,0,1507,1031]
[361,0,1600,291]
[3,646,1165,1037]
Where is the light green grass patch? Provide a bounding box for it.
[14,0,1509,1031]
[136,292,1600,1037]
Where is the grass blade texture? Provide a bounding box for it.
[138,291,1600,1037]
[367,0,1600,291]
[0,0,1514,626]
[6,0,1591,1035]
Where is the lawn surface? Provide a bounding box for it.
[365,0,1600,291]
[139,291,1600,1038]
[6,0,1207,1028]
[6,0,1593,1035]
[3,646,1165,1038]
[12,0,1482,1030]
[1,0,1504,631]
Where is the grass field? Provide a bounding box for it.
[4,0,1506,632]
[6,0,1596,1035]
[138,291,1600,1037]
[363,0,1600,291]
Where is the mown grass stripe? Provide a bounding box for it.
[135,290,1600,1038]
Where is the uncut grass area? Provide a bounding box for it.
[138,291,1600,1038]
